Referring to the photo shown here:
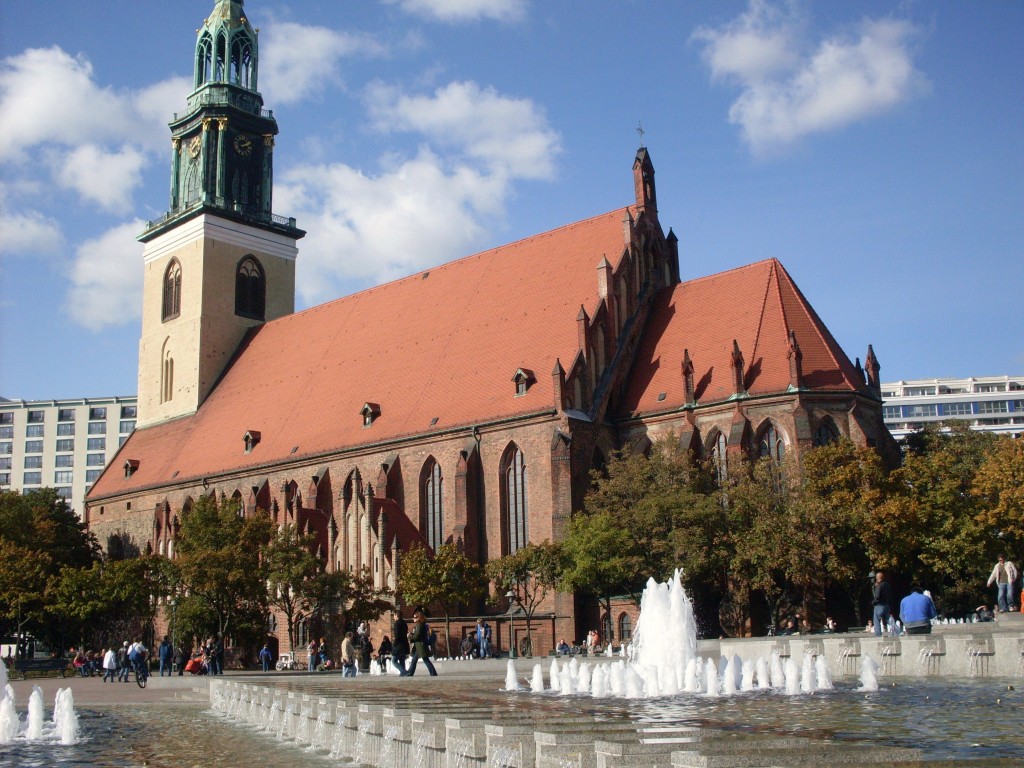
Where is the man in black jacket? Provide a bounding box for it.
[872,570,893,637]
[391,608,410,676]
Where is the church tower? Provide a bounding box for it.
[137,0,304,428]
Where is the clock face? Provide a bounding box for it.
[233,134,254,157]
[188,135,202,158]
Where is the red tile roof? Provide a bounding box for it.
[89,208,635,498]
[620,258,864,416]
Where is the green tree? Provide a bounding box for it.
[166,494,274,642]
[264,523,323,653]
[565,437,726,638]
[398,542,483,657]
[486,541,563,654]
[0,489,101,647]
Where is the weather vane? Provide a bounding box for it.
[636,121,646,148]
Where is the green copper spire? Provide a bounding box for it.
[194,0,258,93]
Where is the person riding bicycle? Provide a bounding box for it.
[127,640,148,680]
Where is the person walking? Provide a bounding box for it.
[986,554,1018,613]
[405,608,438,677]
[307,637,319,672]
[871,570,893,637]
[158,635,173,676]
[117,641,131,682]
[899,584,937,635]
[340,632,357,677]
[392,609,410,676]
[102,646,118,682]
[259,643,273,672]
[175,644,187,676]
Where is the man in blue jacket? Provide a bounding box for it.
[899,584,937,635]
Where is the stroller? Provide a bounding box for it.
[184,655,207,675]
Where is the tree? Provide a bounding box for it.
[398,542,484,657]
[0,489,101,647]
[565,437,727,638]
[486,541,563,654]
[167,494,274,643]
[973,436,1024,554]
[264,523,323,652]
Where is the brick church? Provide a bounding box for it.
[86,0,895,655]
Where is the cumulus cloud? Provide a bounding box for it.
[260,21,387,105]
[693,1,926,154]
[53,144,147,214]
[279,80,560,303]
[367,81,560,179]
[0,209,63,257]
[385,0,528,23]
[66,220,145,331]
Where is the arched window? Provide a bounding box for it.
[759,423,786,463]
[167,537,175,560]
[501,444,528,554]
[814,418,841,447]
[421,458,443,552]
[161,344,174,404]
[618,613,632,641]
[235,256,265,320]
[162,260,182,321]
[709,430,728,485]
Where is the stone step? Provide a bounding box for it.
[670,742,921,768]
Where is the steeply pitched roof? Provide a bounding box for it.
[620,258,864,417]
[90,208,635,498]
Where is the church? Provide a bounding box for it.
[86,0,895,655]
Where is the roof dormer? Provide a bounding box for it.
[512,368,536,396]
[243,429,261,453]
[361,402,381,427]
[124,459,140,478]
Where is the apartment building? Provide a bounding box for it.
[881,375,1024,440]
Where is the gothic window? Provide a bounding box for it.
[709,431,728,485]
[235,256,265,320]
[814,418,841,447]
[501,444,528,555]
[183,158,200,205]
[758,423,786,463]
[421,458,444,552]
[162,260,182,321]
[161,344,174,404]
[618,613,632,641]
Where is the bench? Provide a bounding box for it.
[13,658,70,680]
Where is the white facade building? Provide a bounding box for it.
[0,396,137,517]
[881,375,1024,441]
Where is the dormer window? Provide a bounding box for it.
[361,402,381,427]
[124,459,140,478]
[512,368,536,397]
[243,430,261,454]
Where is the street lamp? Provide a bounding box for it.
[505,590,517,659]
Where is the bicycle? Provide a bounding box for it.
[132,657,149,688]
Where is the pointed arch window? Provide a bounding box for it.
[814,418,841,447]
[235,256,265,320]
[709,431,728,485]
[501,445,528,555]
[758,423,786,463]
[162,260,182,321]
[161,345,174,404]
[421,458,444,552]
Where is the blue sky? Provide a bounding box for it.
[1,0,1021,400]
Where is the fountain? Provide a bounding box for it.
[26,687,43,740]
[503,659,520,691]
[859,654,880,692]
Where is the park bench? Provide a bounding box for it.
[13,657,70,680]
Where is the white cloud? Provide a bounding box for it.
[693,2,926,154]
[260,21,386,105]
[0,209,63,257]
[66,220,145,330]
[367,81,560,179]
[279,80,560,304]
[53,144,147,214]
[385,0,527,23]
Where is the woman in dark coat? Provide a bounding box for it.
[405,608,437,677]
[392,610,410,676]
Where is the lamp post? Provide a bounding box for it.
[506,590,517,659]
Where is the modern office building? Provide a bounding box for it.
[881,375,1024,440]
[0,396,137,516]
